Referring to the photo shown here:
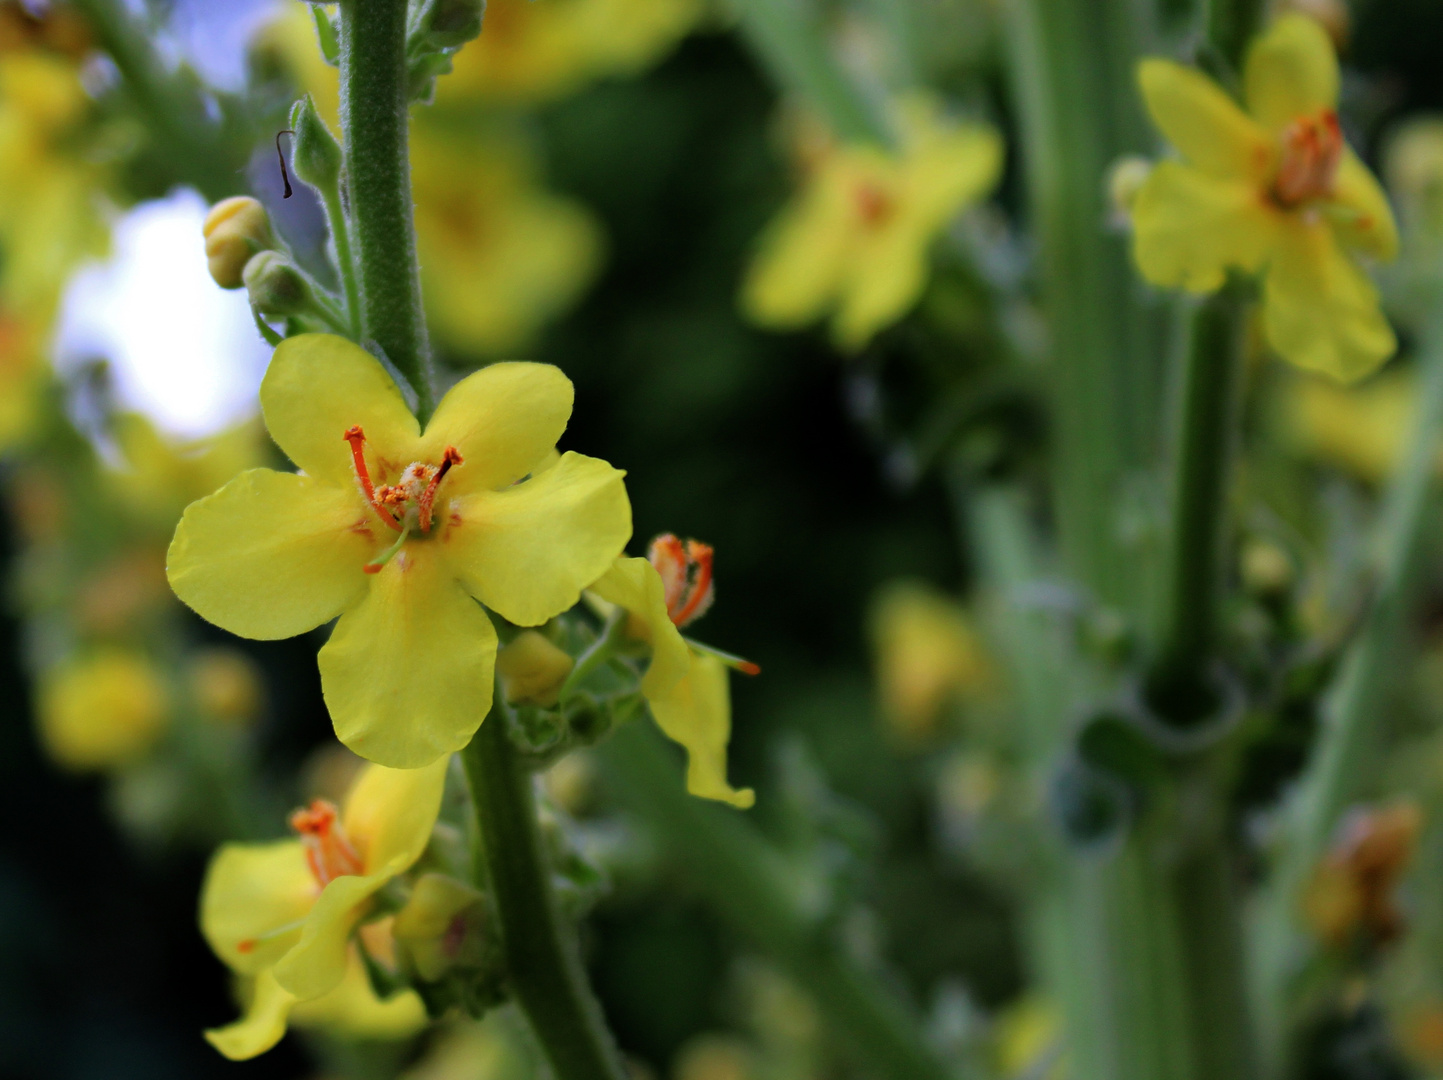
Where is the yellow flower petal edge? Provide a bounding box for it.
[1137,59,1271,182]
[649,654,755,810]
[205,969,297,1061]
[201,841,316,975]
[588,557,691,696]
[1244,13,1339,133]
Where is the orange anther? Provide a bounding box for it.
[290,798,364,886]
[344,426,402,532]
[648,533,715,628]
[1273,109,1344,207]
[418,446,463,533]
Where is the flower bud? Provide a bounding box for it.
[203,196,273,289]
[393,873,491,981]
[417,0,485,48]
[243,251,312,316]
[287,94,342,191]
[496,630,574,707]
[1106,156,1152,228]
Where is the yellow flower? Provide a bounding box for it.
[0,308,45,451]
[1281,369,1428,482]
[167,334,631,768]
[589,535,754,808]
[109,412,267,531]
[436,0,702,104]
[200,758,447,1060]
[742,97,1002,350]
[37,649,169,772]
[869,581,994,741]
[0,48,107,310]
[1131,15,1399,382]
[412,125,602,356]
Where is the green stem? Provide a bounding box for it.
[599,723,954,1080]
[337,0,435,421]
[1149,282,1248,717]
[70,0,243,201]
[1252,311,1443,1075]
[728,0,891,145]
[461,716,629,1080]
[322,186,364,339]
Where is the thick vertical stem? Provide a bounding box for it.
[1149,283,1248,714]
[462,716,629,1080]
[337,0,435,420]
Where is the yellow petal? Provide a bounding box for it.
[649,652,754,809]
[38,650,169,772]
[1244,14,1339,132]
[261,334,420,487]
[272,871,390,1001]
[1131,160,1279,292]
[904,122,1003,225]
[205,968,297,1061]
[167,469,373,640]
[587,557,691,698]
[418,361,573,494]
[200,840,315,975]
[1329,149,1399,261]
[1263,218,1396,382]
[1137,59,1272,182]
[741,158,858,330]
[344,757,450,875]
[319,543,498,768]
[289,948,427,1039]
[835,218,932,350]
[443,451,631,626]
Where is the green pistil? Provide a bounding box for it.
[365,523,411,574]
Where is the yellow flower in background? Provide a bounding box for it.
[0,47,107,310]
[0,309,45,451]
[168,334,631,768]
[1281,369,1431,482]
[742,97,1003,350]
[108,412,267,531]
[413,126,602,356]
[200,758,446,1060]
[870,581,995,742]
[402,1016,541,1080]
[436,0,702,104]
[993,997,1064,1080]
[589,534,755,809]
[1131,15,1398,382]
[38,649,169,772]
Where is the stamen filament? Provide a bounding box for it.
[683,636,761,676]
[418,446,463,532]
[344,425,402,532]
[671,541,714,627]
[235,917,309,954]
[364,522,412,574]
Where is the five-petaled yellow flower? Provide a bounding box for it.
[200,758,445,1059]
[167,334,631,768]
[742,97,1002,351]
[590,534,755,808]
[1131,14,1399,382]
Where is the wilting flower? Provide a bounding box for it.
[1131,14,1398,381]
[167,334,630,768]
[1304,800,1422,950]
[742,96,1002,350]
[590,534,755,808]
[200,758,446,1059]
[435,0,702,104]
[37,649,169,771]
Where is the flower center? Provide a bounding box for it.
[648,533,715,628]
[290,798,364,887]
[1272,109,1343,208]
[344,426,463,573]
[854,181,894,227]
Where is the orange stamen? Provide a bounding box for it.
[649,534,688,615]
[418,446,463,532]
[1273,109,1344,207]
[344,426,402,531]
[290,798,364,886]
[671,540,715,627]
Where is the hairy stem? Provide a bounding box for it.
[337,0,435,420]
[461,715,629,1080]
[322,186,364,340]
[600,723,954,1080]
